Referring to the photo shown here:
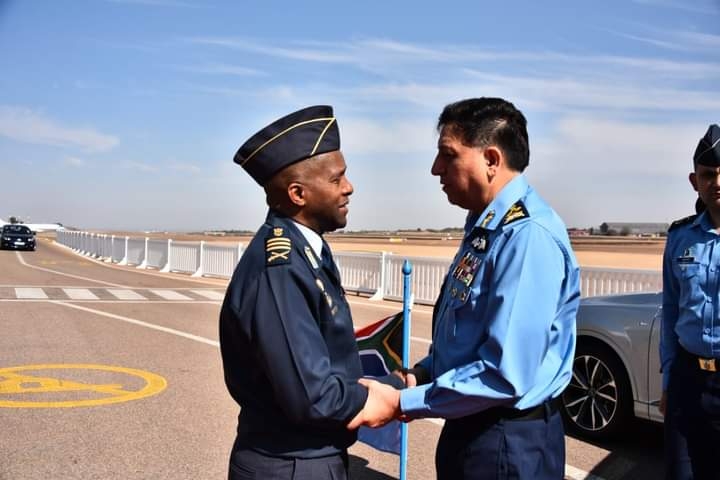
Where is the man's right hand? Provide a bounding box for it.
[391,366,430,387]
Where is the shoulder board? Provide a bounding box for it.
[502,201,530,226]
[668,214,696,232]
[265,227,291,266]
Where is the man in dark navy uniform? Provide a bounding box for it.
[220,106,371,479]
[661,123,720,480]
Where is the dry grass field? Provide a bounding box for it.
[84,230,664,271]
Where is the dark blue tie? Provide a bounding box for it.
[321,242,339,284]
[321,243,333,270]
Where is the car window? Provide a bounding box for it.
[2,225,32,234]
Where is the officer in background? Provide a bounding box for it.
[350,97,581,479]
[661,123,720,480]
[219,105,369,480]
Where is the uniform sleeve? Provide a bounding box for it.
[660,234,680,391]
[248,266,368,427]
[401,224,569,418]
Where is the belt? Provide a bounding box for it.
[678,346,719,373]
[449,398,560,429]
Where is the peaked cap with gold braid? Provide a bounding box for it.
[233,105,340,186]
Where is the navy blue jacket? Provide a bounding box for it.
[219,210,367,458]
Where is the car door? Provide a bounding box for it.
[647,304,664,423]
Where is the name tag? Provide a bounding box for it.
[698,358,717,372]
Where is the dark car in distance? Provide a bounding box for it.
[1,224,37,251]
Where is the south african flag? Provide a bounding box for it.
[355,312,404,454]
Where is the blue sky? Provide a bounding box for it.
[1,0,718,231]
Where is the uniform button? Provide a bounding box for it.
[705,328,711,334]
[708,297,713,303]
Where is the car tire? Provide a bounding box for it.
[560,341,633,440]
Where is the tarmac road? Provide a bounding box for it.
[0,238,663,479]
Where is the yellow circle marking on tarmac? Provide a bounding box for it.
[0,364,167,408]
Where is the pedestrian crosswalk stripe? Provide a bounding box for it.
[107,289,147,300]
[63,288,99,300]
[191,289,225,300]
[2,287,225,302]
[149,289,193,301]
[15,288,48,299]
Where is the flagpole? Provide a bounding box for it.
[400,260,412,480]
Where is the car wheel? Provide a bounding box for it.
[560,342,633,440]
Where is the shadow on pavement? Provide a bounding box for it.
[567,418,664,480]
[349,454,397,480]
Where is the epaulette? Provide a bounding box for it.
[265,226,291,266]
[502,201,530,226]
[668,214,696,232]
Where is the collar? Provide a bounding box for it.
[693,210,720,234]
[465,175,529,234]
[292,220,323,257]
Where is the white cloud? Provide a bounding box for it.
[105,0,203,7]
[169,163,201,173]
[123,161,158,172]
[0,106,119,153]
[631,0,719,15]
[528,116,705,226]
[175,63,266,77]
[341,118,436,155]
[64,156,86,167]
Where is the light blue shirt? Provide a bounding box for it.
[400,175,580,419]
[661,211,720,390]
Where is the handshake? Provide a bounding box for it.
[346,366,430,430]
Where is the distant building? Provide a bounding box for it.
[599,222,669,237]
[567,228,590,237]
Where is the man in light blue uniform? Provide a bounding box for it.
[349,98,580,479]
[661,123,720,480]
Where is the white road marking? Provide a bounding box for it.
[63,288,99,300]
[15,251,127,287]
[149,289,193,300]
[191,289,225,300]
[14,287,48,299]
[53,301,219,347]
[107,289,147,300]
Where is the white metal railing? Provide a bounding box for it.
[56,231,662,304]
[146,240,168,269]
[580,266,662,297]
[169,241,201,274]
[335,252,383,296]
[382,254,452,305]
[203,243,243,278]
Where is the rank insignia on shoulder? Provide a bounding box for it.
[502,201,529,225]
[480,210,495,228]
[273,227,284,237]
[668,214,697,232]
[266,235,291,265]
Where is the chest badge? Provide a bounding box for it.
[453,251,481,286]
[471,234,488,252]
[305,246,320,269]
[677,247,696,265]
